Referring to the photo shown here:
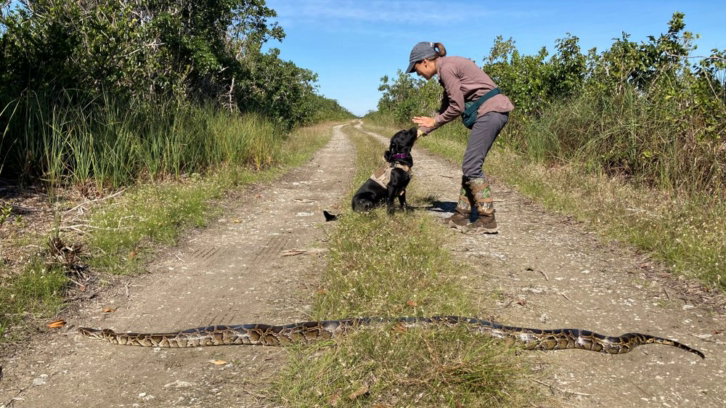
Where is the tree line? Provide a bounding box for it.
[0,0,354,183]
[371,13,726,193]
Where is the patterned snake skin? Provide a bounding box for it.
[78,316,705,358]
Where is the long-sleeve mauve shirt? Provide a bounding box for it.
[421,56,514,134]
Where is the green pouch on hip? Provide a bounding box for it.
[461,88,500,129]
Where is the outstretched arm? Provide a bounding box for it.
[413,116,436,136]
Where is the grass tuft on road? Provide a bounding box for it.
[272,125,536,407]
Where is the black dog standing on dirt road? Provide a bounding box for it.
[324,127,418,221]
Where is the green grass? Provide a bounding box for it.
[1,93,295,188]
[86,122,334,276]
[0,259,69,340]
[514,90,725,195]
[278,327,526,407]
[363,120,726,290]
[0,122,333,343]
[271,125,537,407]
[87,181,213,274]
[483,151,726,290]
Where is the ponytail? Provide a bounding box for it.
[432,42,447,58]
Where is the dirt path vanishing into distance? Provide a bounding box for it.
[1,121,724,407]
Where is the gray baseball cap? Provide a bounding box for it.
[406,42,437,74]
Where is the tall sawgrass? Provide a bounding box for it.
[85,122,334,276]
[368,83,724,196]
[0,91,286,189]
[364,87,726,289]
[0,122,333,343]
[510,89,725,194]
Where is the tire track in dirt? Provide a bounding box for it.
[356,122,725,408]
[0,124,355,408]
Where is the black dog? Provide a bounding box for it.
[324,127,418,221]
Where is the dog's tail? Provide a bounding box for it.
[323,210,339,222]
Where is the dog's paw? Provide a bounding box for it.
[323,210,338,222]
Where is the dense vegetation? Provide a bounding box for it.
[367,12,726,289]
[0,1,352,340]
[370,13,725,195]
[0,0,354,186]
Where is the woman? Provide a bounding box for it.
[408,42,513,234]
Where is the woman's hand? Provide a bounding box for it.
[412,116,435,128]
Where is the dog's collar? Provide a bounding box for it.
[392,153,410,160]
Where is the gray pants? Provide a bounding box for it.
[461,112,509,179]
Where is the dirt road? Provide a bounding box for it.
[1,122,724,407]
[356,122,725,407]
[0,124,355,407]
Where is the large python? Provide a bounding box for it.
[78,316,705,359]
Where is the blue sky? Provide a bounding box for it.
[264,0,726,116]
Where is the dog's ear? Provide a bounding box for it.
[383,150,392,161]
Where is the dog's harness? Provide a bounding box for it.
[370,153,412,192]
